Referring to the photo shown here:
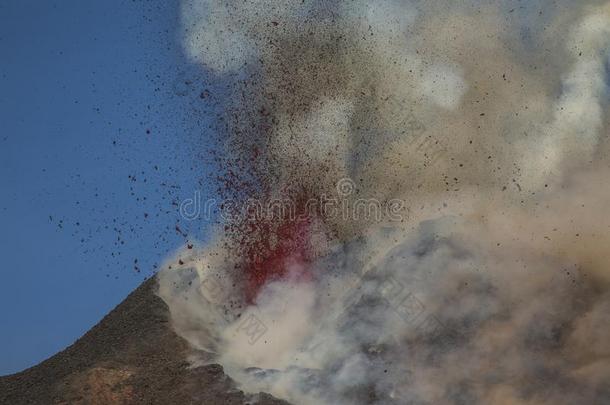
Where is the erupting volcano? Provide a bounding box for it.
[5,1,610,404]
[157,1,610,404]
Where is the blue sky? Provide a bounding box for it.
[0,0,219,375]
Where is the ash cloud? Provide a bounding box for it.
[158,1,610,404]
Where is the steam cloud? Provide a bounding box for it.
[158,1,610,404]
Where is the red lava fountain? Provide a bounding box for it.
[215,134,328,303]
[240,201,317,304]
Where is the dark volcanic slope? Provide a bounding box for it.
[0,277,288,405]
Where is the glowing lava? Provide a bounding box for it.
[239,198,317,304]
[243,218,313,303]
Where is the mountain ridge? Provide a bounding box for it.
[0,277,288,405]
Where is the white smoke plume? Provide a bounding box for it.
[158,1,610,404]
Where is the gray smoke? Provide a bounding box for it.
[158,1,610,404]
